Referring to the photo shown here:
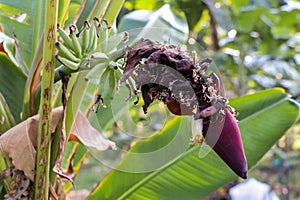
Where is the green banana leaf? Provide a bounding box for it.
[87,88,299,200]
[0,53,26,123]
[0,0,46,67]
[65,0,96,28]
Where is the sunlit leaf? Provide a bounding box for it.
[175,0,206,31]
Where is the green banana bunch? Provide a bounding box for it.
[56,19,99,70]
[57,17,128,70]
[56,18,130,108]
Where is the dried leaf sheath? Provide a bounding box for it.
[0,107,116,182]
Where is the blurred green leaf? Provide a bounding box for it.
[175,0,206,31]
[271,26,297,39]
[0,0,46,67]
[87,88,299,199]
[249,0,273,8]
[65,0,97,28]
[0,92,15,134]
[261,60,299,79]
[58,0,71,26]
[250,60,300,96]
[123,0,164,11]
[118,4,188,45]
[0,32,27,74]
[236,8,262,33]
[0,53,26,123]
[231,0,250,9]
[251,74,277,88]
[204,0,234,31]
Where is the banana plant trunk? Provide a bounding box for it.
[34,0,58,199]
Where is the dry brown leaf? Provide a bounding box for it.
[0,107,116,181]
[70,112,117,151]
[0,107,63,181]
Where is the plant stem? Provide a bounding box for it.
[34,0,58,199]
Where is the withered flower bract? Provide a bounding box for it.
[123,39,248,179]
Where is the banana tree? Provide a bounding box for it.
[0,0,299,200]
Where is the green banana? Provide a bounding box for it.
[108,69,116,98]
[98,19,110,53]
[88,52,109,68]
[69,25,82,57]
[85,62,108,83]
[56,42,81,63]
[98,68,111,97]
[56,55,80,70]
[57,25,73,49]
[114,66,123,81]
[105,31,129,53]
[81,21,90,55]
[87,18,99,53]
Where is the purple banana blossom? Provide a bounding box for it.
[123,39,248,179]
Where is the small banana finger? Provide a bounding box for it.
[98,19,110,53]
[69,25,82,57]
[108,69,116,98]
[81,21,90,55]
[87,18,99,53]
[56,42,81,63]
[57,24,73,49]
[85,62,108,82]
[98,68,111,96]
[114,66,123,81]
[56,55,80,70]
[88,52,109,68]
[105,31,129,53]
